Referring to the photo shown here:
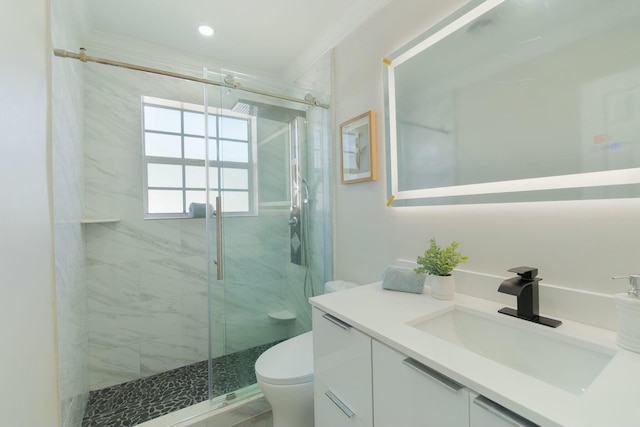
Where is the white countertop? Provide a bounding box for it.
[309,283,640,427]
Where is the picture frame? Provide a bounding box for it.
[340,110,377,184]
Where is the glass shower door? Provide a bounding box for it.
[205,70,331,402]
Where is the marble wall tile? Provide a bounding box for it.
[89,344,141,390]
[83,54,332,392]
[224,281,288,352]
[179,219,208,257]
[131,296,184,339]
[182,290,209,331]
[84,176,143,221]
[185,326,211,362]
[139,255,208,299]
[52,0,90,424]
[207,277,226,359]
[87,262,141,307]
[225,321,287,354]
[283,264,314,337]
[85,220,183,266]
[84,69,146,155]
[209,324,225,360]
[88,299,144,351]
[64,396,88,427]
[88,295,183,351]
[140,334,203,377]
[257,121,289,204]
[84,129,143,183]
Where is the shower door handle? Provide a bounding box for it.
[216,196,223,280]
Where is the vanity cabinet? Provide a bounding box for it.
[312,306,540,427]
[372,340,470,427]
[312,308,373,427]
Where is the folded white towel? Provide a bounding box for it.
[188,202,213,218]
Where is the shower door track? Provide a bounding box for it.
[53,48,330,109]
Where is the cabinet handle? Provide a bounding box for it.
[322,313,351,330]
[473,395,539,427]
[325,390,355,418]
[402,358,464,394]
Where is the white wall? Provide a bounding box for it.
[333,0,640,297]
[0,0,61,426]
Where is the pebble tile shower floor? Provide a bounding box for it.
[82,342,279,427]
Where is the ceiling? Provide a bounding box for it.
[85,0,392,80]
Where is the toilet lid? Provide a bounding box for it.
[255,331,313,385]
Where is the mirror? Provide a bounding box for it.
[340,111,377,184]
[384,0,640,206]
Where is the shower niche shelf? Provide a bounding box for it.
[268,310,296,321]
[80,218,121,224]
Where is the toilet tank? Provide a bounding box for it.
[324,280,359,294]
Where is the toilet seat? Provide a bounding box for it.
[255,331,313,385]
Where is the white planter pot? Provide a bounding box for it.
[427,274,455,300]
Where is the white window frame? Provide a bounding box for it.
[141,96,258,219]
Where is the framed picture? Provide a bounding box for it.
[340,110,377,184]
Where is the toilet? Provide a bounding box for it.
[255,331,314,427]
[255,281,358,427]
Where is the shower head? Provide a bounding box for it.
[231,99,307,123]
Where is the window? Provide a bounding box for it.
[142,96,256,218]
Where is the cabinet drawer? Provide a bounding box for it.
[470,392,539,427]
[372,340,470,427]
[312,308,372,427]
[314,380,369,427]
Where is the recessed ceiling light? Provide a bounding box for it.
[198,25,214,37]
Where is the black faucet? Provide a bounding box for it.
[498,266,562,328]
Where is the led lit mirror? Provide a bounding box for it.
[384,0,640,206]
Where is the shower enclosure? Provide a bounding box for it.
[72,52,331,426]
[204,69,331,402]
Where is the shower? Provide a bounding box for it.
[232,100,318,298]
[52,48,331,427]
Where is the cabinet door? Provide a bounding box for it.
[313,308,372,427]
[470,393,539,427]
[372,340,470,427]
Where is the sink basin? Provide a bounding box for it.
[408,306,615,395]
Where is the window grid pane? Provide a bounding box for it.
[185,165,206,189]
[220,116,249,140]
[148,164,183,188]
[144,106,181,133]
[221,140,249,163]
[143,99,253,216]
[222,190,250,213]
[186,190,207,207]
[221,168,249,190]
[184,111,205,136]
[145,132,182,158]
[148,190,184,214]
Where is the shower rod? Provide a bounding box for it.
[53,48,329,109]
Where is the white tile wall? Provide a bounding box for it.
[51,0,90,425]
[82,53,312,389]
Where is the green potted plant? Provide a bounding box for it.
[414,238,468,300]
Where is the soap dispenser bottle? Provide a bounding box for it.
[612,275,640,353]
